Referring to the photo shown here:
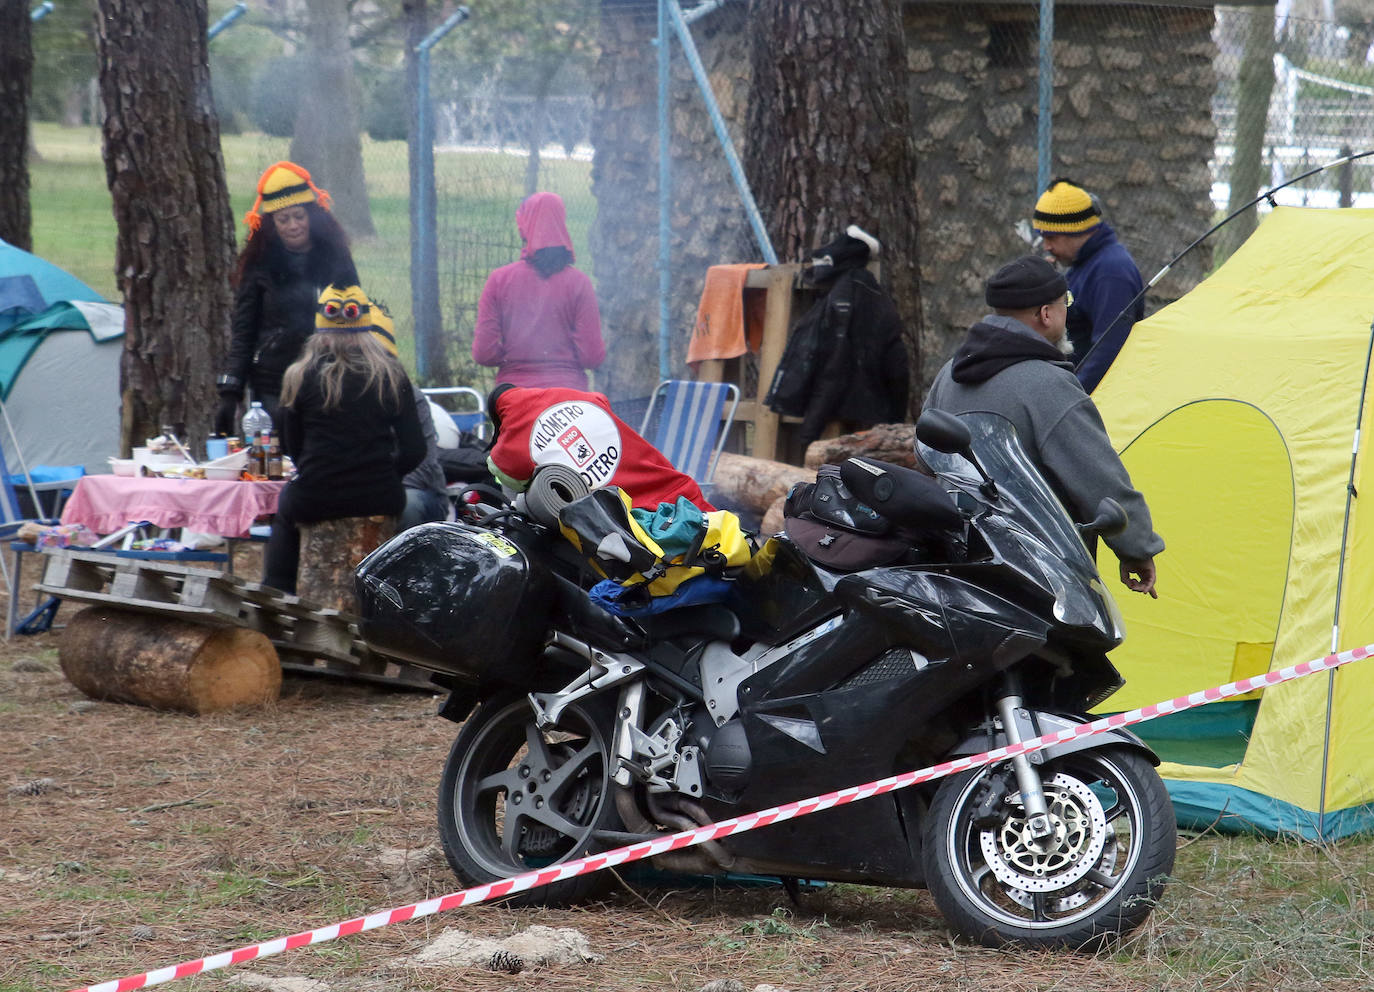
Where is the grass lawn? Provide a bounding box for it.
[27,122,595,387]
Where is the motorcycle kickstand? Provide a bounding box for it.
[995,692,1054,841]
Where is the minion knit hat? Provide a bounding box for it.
[315,284,374,334]
[243,161,332,234]
[368,301,399,357]
[1032,178,1102,234]
[315,285,401,356]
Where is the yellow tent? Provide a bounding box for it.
[1093,206,1374,838]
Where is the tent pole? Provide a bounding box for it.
[0,398,43,513]
[1323,320,1374,838]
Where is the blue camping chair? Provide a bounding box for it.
[421,386,489,440]
[639,380,740,491]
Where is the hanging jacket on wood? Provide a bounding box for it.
[764,267,910,447]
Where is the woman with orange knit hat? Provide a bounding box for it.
[215,161,359,435]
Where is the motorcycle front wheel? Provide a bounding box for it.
[923,745,1175,949]
[437,691,621,907]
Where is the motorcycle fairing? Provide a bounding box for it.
[950,708,1159,767]
[835,567,1051,671]
[918,413,1123,647]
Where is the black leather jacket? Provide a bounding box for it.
[220,244,359,400]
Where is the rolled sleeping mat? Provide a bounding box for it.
[520,464,592,527]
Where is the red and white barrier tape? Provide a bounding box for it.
[72,641,1373,992]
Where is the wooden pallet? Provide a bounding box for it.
[36,550,440,692]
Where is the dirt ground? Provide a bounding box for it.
[2,555,1372,992]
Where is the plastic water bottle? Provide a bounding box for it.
[241,401,272,445]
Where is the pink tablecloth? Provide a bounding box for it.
[60,475,286,537]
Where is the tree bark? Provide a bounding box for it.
[744,0,923,415]
[589,0,659,402]
[0,0,33,251]
[298,515,397,613]
[404,0,448,384]
[712,452,815,515]
[290,0,376,238]
[95,0,237,456]
[1216,8,1276,265]
[803,422,918,470]
[60,606,281,714]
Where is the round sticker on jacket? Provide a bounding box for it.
[528,400,623,489]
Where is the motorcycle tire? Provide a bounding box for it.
[922,745,1175,949]
[437,691,622,907]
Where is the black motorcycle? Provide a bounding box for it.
[355,410,1176,949]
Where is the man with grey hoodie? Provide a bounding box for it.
[923,255,1162,597]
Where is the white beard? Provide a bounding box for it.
[1056,335,1075,357]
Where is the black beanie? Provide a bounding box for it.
[985,255,1069,309]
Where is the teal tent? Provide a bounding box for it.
[0,240,123,473]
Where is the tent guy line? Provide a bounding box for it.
[68,640,1373,992]
[1074,147,1374,376]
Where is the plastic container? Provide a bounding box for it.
[205,437,229,461]
[355,522,555,683]
[241,402,273,443]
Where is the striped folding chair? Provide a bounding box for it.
[639,380,740,491]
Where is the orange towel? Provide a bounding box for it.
[687,263,767,367]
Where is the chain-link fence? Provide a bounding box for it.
[24,2,1374,397]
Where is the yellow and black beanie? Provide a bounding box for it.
[369,300,399,357]
[315,285,399,356]
[243,161,332,234]
[315,284,373,334]
[1032,178,1101,234]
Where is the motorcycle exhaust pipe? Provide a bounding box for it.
[647,792,737,871]
[613,787,719,875]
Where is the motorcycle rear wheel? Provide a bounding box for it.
[923,745,1175,949]
[437,691,621,907]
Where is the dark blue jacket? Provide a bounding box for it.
[1064,223,1143,393]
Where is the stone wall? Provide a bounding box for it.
[590,1,1217,402]
[907,3,1216,386]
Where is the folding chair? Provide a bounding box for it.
[421,386,489,440]
[639,380,740,490]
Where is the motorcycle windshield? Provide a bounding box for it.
[918,412,1122,640]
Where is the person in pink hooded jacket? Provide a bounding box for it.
[472,192,607,390]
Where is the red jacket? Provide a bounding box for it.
[488,387,714,511]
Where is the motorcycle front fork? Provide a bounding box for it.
[995,685,1054,841]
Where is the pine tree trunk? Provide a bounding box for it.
[589,0,659,402]
[95,0,237,456]
[744,0,923,412]
[291,0,377,238]
[0,0,33,252]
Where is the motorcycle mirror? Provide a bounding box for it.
[916,409,972,455]
[1079,497,1129,538]
[916,410,999,498]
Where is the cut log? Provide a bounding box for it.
[59,606,280,714]
[298,515,397,613]
[804,422,917,470]
[713,452,816,516]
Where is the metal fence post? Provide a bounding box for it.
[413,6,471,382]
[208,2,247,40]
[1037,0,1055,192]
[658,0,672,382]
